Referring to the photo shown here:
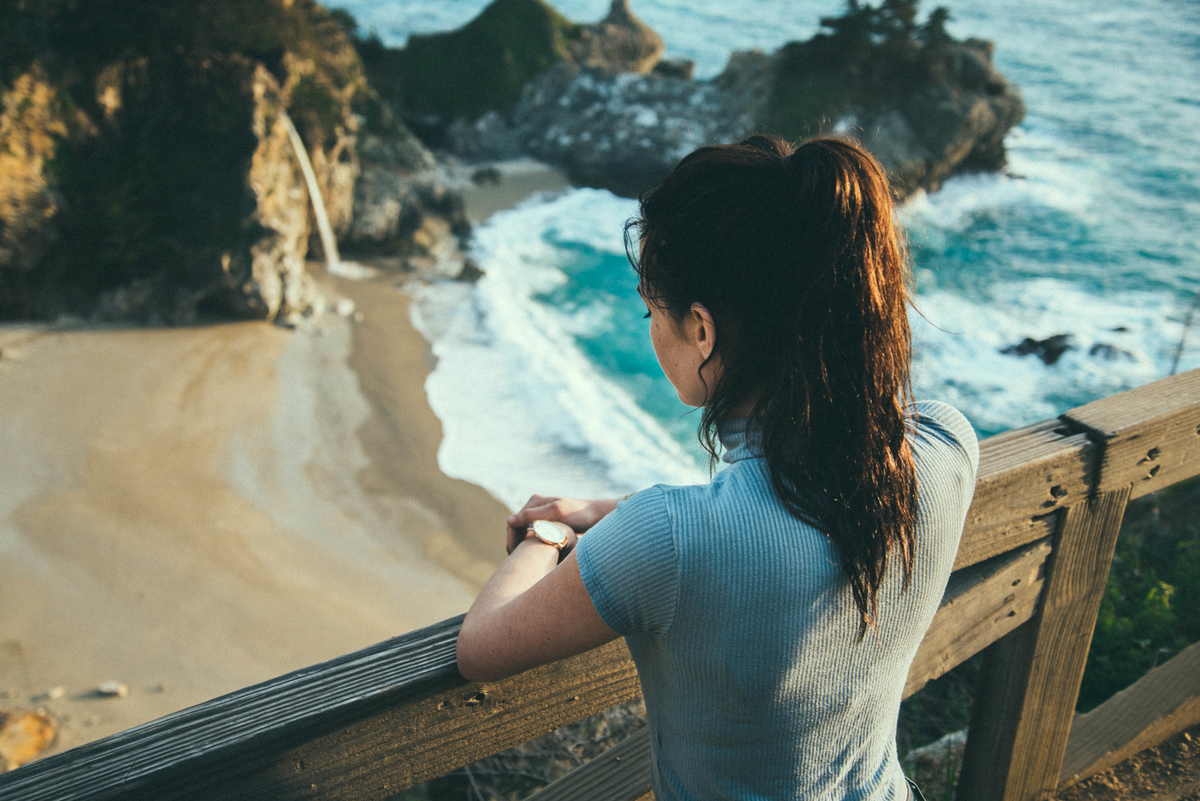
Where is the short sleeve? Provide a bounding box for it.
[576,487,679,637]
[912,399,980,475]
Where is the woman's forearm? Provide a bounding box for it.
[467,537,562,620]
[456,535,618,682]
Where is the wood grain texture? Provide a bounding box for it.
[905,538,1051,698]
[213,639,640,801]
[527,727,652,801]
[1062,368,1200,499]
[1059,640,1200,788]
[955,420,1095,571]
[957,486,1131,801]
[0,617,639,801]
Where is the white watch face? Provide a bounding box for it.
[531,520,567,547]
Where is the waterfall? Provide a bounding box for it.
[279,110,341,270]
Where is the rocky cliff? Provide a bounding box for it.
[388,0,1025,200]
[0,0,467,324]
[361,0,664,145]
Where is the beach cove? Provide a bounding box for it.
[3,0,1197,776]
[0,267,512,758]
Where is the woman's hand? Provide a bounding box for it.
[506,496,620,554]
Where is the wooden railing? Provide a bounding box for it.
[3,369,1198,801]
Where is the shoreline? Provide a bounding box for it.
[0,158,566,767]
[0,276,511,766]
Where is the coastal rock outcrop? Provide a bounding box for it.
[447,63,752,197]
[569,0,665,75]
[392,0,1025,200]
[0,0,472,324]
[362,0,664,143]
[347,101,474,279]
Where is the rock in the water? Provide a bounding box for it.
[1089,342,1137,362]
[370,0,663,135]
[1002,335,1076,365]
[371,0,583,133]
[448,63,751,197]
[471,166,504,185]
[652,58,696,80]
[0,710,56,771]
[435,1,1023,199]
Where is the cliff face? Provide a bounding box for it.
[0,69,87,317]
[0,0,462,324]
[0,1,334,322]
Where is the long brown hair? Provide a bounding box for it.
[627,134,917,636]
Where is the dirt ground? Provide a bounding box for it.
[1050,722,1200,801]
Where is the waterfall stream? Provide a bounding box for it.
[280,110,341,270]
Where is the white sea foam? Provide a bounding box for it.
[912,279,1194,435]
[414,184,1198,506]
[328,260,380,281]
[900,136,1099,234]
[411,189,707,511]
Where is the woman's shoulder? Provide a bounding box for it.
[910,400,981,475]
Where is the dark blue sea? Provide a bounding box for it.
[334,0,1200,507]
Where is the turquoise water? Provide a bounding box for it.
[335,0,1200,507]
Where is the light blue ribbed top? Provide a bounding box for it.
[577,400,979,800]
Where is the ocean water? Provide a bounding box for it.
[334,0,1200,509]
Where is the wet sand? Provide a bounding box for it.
[0,273,509,759]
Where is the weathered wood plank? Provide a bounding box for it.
[1059,640,1200,789]
[957,486,1131,801]
[1062,368,1200,499]
[0,616,464,800]
[0,617,639,801]
[955,420,1094,571]
[527,727,653,801]
[905,538,1051,698]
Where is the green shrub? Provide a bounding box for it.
[1077,474,1200,711]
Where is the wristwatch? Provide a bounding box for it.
[525,519,570,550]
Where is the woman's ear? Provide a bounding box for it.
[690,303,717,360]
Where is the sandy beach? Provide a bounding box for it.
[0,265,520,760]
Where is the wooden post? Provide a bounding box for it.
[956,485,1131,801]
